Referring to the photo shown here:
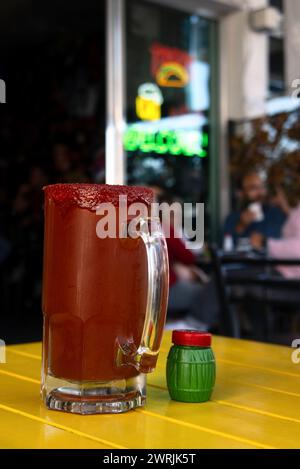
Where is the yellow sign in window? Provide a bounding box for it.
[135,83,163,121]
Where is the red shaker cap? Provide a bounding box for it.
[172,330,212,347]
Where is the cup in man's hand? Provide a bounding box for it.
[248,202,264,222]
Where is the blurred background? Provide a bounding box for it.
[1,0,300,345]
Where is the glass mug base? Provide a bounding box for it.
[42,372,146,414]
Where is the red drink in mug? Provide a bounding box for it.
[41,184,169,414]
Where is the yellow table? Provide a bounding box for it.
[0,332,299,449]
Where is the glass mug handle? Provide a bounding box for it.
[117,217,169,373]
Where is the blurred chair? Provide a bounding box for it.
[209,245,241,338]
[209,245,300,340]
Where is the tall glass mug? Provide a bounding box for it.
[41,184,169,414]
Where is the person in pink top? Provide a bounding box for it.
[252,187,300,278]
[268,203,300,278]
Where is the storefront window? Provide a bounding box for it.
[124,0,216,217]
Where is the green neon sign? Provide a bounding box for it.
[124,128,208,157]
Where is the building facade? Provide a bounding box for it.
[107,0,295,239]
